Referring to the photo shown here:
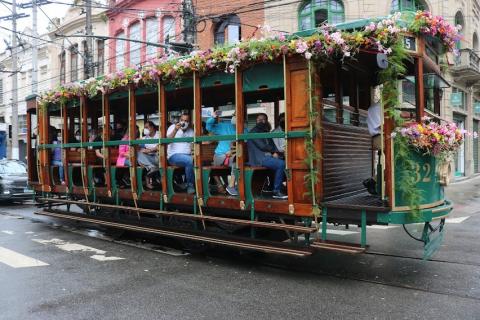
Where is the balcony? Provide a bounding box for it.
[451,49,480,83]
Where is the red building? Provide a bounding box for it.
[194,0,265,50]
[106,0,183,73]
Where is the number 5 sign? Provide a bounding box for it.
[403,35,418,54]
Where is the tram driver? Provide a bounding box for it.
[166,113,195,194]
[363,87,382,195]
[247,114,288,200]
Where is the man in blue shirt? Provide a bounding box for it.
[206,110,238,196]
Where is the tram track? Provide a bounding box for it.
[3,209,480,302]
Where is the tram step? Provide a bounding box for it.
[34,209,313,257]
[36,197,316,234]
[310,240,365,254]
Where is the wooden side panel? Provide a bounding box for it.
[285,58,311,208]
[158,83,168,200]
[235,69,246,208]
[322,122,372,201]
[193,72,203,200]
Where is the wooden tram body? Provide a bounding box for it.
[27,25,452,257]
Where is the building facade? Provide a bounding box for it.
[106,0,183,73]
[48,5,108,85]
[194,0,265,50]
[264,0,480,180]
[0,28,53,161]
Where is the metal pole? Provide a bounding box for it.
[32,0,38,94]
[11,0,19,160]
[85,0,93,79]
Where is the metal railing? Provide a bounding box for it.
[454,48,480,71]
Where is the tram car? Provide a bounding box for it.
[27,13,459,258]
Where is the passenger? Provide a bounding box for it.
[138,121,160,189]
[51,129,65,184]
[363,87,382,195]
[166,113,195,194]
[116,128,131,167]
[272,112,286,154]
[89,128,104,160]
[206,110,238,196]
[113,120,127,141]
[247,113,287,199]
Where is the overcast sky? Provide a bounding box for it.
[0,1,71,52]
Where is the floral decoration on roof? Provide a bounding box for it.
[38,11,461,107]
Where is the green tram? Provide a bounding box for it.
[27,17,455,258]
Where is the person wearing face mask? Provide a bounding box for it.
[272,113,286,156]
[205,110,238,196]
[51,129,65,184]
[247,113,287,199]
[137,121,160,189]
[166,113,195,194]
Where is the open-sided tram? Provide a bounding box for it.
[27,13,459,259]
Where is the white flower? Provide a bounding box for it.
[304,51,312,60]
[391,132,397,139]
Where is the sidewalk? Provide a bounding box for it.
[445,174,480,216]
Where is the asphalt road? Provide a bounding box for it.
[0,177,480,320]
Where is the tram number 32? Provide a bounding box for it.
[414,163,432,183]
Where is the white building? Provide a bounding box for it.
[48,4,108,85]
[0,28,53,161]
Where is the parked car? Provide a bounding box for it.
[0,159,33,203]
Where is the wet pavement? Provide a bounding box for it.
[0,176,479,319]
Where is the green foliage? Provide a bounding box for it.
[380,37,422,217]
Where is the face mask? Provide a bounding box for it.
[75,135,81,141]
[230,116,236,125]
[181,122,189,130]
[143,128,150,136]
[57,136,62,142]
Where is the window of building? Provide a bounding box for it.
[129,22,141,66]
[451,87,466,110]
[298,0,345,30]
[115,31,125,71]
[390,0,427,12]
[59,50,66,84]
[474,33,479,52]
[214,15,241,45]
[40,65,47,77]
[455,11,465,49]
[82,41,88,79]
[70,45,78,82]
[163,16,175,43]
[97,40,105,76]
[146,17,158,59]
[19,115,27,134]
[0,79,3,105]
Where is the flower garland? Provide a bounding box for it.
[38,11,460,108]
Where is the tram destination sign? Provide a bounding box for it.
[403,35,417,53]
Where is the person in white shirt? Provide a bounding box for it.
[166,113,195,194]
[272,112,286,154]
[137,121,160,189]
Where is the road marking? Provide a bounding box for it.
[0,246,49,268]
[445,216,470,224]
[1,230,14,235]
[32,238,124,261]
[325,230,359,236]
[366,225,399,230]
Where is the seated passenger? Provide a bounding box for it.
[88,128,104,160]
[166,113,195,194]
[113,120,127,141]
[51,129,65,184]
[247,114,287,199]
[137,121,160,176]
[206,110,238,196]
[116,129,131,167]
[272,113,286,155]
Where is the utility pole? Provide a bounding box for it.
[182,0,195,50]
[85,0,94,79]
[11,0,19,160]
[31,0,38,94]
